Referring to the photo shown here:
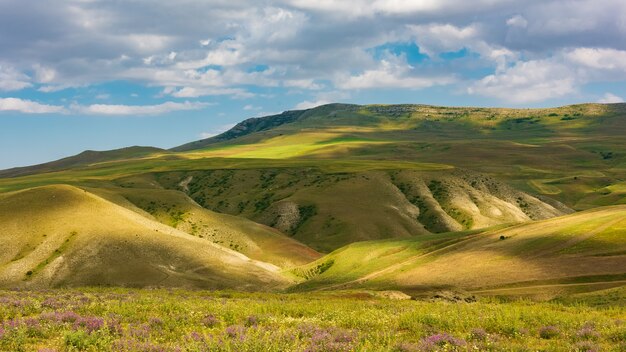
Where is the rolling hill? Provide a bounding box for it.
[154,168,570,252]
[0,102,624,295]
[174,103,626,210]
[0,185,301,289]
[290,205,626,298]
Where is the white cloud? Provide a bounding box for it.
[33,64,56,83]
[566,48,626,72]
[243,104,261,111]
[199,123,236,138]
[336,57,455,90]
[597,93,624,104]
[175,41,247,69]
[126,34,172,53]
[0,65,31,91]
[409,23,480,55]
[1,0,626,107]
[283,79,324,90]
[468,59,577,103]
[171,87,254,98]
[0,97,66,114]
[74,101,210,115]
[294,100,332,110]
[506,15,528,28]
[286,0,515,17]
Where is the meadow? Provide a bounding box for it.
[0,288,624,352]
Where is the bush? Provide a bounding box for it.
[539,326,560,339]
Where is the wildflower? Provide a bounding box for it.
[418,333,466,351]
[202,314,219,327]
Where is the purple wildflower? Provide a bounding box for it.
[202,314,219,327]
[224,325,246,339]
[73,316,104,333]
[418,333,466,352]
[189,331,204,342]
[128,323,152,339]
[573,341,600,352]
[470,328,487,340]
[303,326,357,352]
[577,325,600,340]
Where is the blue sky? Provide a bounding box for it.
[2,0,626,169]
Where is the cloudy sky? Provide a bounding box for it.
[1,0,626,169]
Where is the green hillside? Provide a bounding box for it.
[0,185,297,289]
[0,103,624,294]
[291,205,626,298]
[176,103,626,209]
[154,168,569,251]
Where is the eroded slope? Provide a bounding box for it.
[0,185,291,289]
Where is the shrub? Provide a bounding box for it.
[418,333,466,351]
[539,326,560,339]
[202,314,219,327]
[573,341,600,352]
[469,328,488,341]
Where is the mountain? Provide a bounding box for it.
[0,102,624,294]
[171,103,626,211]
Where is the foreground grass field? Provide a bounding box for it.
[0,288,624,352]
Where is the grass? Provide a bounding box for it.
[289,206,626,295]
[0,287,624,351]
[0,185,292,290]
[0,157,452,193]
[25,231,77,281]
[2,103,626,211]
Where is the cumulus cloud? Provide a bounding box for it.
[294,100,332,110]
[408,23,480,56]
[336,57,455,90]
[199,123,236,138]
[0,65,31,91]
[598,93,624,104]
[171,87,254,98]
[285,0,517,17]
[1,0,626,106]
[468,59,577,103]
[566,47,626,72]
[506,15,528,28]
[0,98,66,114]
[73,101,210,115]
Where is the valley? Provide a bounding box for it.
[0,103,624,296]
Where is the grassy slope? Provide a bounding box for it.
[0,185,292,290]
[3,103,626,212]
[291,205,626,297]
[154,168,568,252]
[177,103,626,210]
[84,178,320,268]
[0,146,165,179]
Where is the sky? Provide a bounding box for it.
[1,0,626,169]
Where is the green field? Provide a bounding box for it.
[0,288,624,351]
